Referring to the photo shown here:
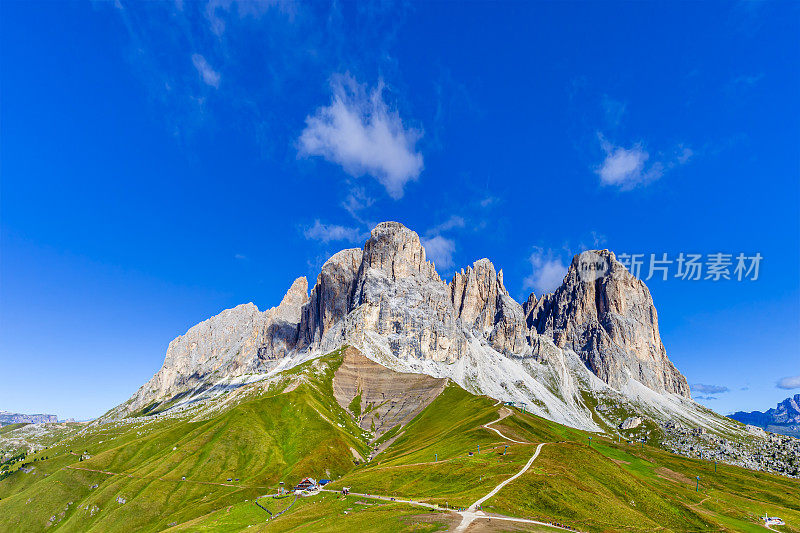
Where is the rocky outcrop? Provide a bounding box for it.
[620,416,643,430]
[298,249,362,348]
[450,259,529,355]
[528,250,690,397]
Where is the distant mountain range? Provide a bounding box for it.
[0,411,58,425]
[729,394,800,438]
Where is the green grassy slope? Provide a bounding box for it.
[0,349,373,532]
[168,491,455,532]
[1,347,798,532]
[335,401,800,532]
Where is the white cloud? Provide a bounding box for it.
[777,375,800,390]
[691,383,730,394]
[676,145,694,164]
[419,215,464,271]
[234,253,247,260]
[523,249,568,295]
[422,235,456,270]
[595,133,693,190]
[342,186,375,223]
[595,135,661,189]
[303,220,363,244]
[728,73,764,91]
[191,54,220,88]
[204,0,287,36]
[589,231,606,248]
[298,74,423,199]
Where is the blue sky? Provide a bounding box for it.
[1,1,798,420]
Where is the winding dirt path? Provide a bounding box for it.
[454,443,547,532]
[482,409,529,445]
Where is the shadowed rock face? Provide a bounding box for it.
[124,221,692,414]
[528,250,690,397]
[298,248,362,349]
[332,346,447,438]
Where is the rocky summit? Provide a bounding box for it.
[527,250,690,396]
[730,394,800,438]
[120,222,703,434]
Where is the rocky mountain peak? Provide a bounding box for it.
[776,394,800,424]
[274,277,309,323]
[361,221,440,281]
[729,394,800,437]
[450,258,505,329]
[530,249,690,397]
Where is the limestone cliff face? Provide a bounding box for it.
[124,221,692,414]
[528,250,690,397]
[126,277,308,413]
[298,248,362,348]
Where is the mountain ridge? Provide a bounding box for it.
[118,221,713,438]
[0,412,58,425]
[729,394,800,438]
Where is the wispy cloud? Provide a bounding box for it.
[777,375,800,390]
[523,249,568,295]
[675,145,693,164]
[692,383,730,394]
[695,395,718,401]
[191,54,221,88]
[730,73,764,89]
[589,231,606,248]
[479,196,498,208]
[204,0,289,36]
[303,220,363,244]
[234,253,247,260]
[595,133,692,190]
[428,215,465,236]
[595,135,661,189]
[298,73,423,199]
[341,186,375,224]
[422,235,456,269]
